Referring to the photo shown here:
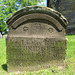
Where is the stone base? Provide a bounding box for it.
[7,60,67,72]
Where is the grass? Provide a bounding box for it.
[0,35,75,75]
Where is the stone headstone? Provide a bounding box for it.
[6,6,68,72]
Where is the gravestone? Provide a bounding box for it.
[6,6,68,72]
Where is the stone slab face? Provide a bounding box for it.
[6,6,68,72]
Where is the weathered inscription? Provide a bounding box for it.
[7,38,66,59]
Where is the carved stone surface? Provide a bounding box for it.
[6,6,68,72]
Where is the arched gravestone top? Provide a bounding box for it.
[6,6,68,37]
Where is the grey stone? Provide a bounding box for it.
[6,6,68,72]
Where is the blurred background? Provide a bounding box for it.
[0,0,75,38]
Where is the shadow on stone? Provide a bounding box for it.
[2,64,7,71]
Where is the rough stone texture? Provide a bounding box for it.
[47,0,75,34]
[6,6,68,72]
